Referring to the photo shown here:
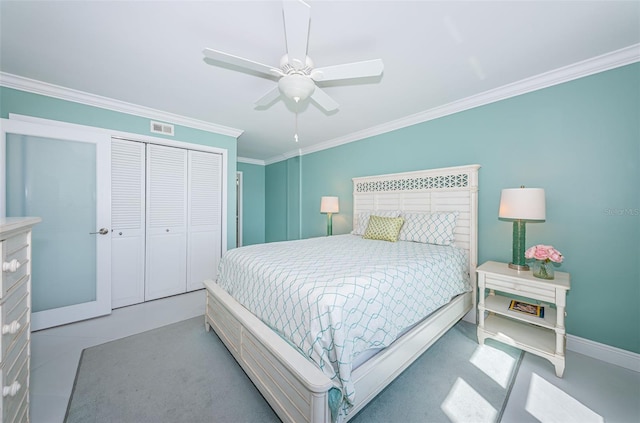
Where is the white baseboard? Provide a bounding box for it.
[567,334,640,373]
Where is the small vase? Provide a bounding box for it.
[531,260,555,280]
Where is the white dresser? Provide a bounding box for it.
[1,217,40,423]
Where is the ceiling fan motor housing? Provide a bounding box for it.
[280,54,314,72]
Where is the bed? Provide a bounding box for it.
[204,164,480,422]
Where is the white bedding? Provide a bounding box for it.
[215,234,470,413]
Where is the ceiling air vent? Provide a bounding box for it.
[150,121,175,136]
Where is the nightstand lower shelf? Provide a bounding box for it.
[478,314,565,377]
[484,294,556,329]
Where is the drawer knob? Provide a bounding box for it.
[2,381,21,397]
[2,320,21,335]
[2,259,21,273]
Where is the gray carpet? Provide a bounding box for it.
[66,316,522,423]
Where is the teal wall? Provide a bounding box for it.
[237,162,265,246]
[265,160,288,242]
[1,87,239,250]
[266,63,640,353]
[265,156,302,242]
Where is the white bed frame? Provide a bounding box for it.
[204,164,480,422]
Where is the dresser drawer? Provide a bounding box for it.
[1,329,29,422]
[1,348,29,423]
[484,274,556,303]
[2,232,28,257]
[1,326,28,376]
[2,241,29,300]
[0,279,29,361]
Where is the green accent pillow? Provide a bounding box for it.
[352,210,400,235]
[363,215,405,242]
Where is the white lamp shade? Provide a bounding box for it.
[499,188,546,220]
[278,74,316,102]
[320,196,339,214]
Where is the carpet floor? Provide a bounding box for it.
[66,316,521,423]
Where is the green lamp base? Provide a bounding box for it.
[509,220,530,271]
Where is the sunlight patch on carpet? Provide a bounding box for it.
[525,373,604,423]
[441,377,498,422]
[470,344,517,389]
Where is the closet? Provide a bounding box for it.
[111,139,222,308]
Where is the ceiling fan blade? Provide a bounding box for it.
[255,86,281,107]
[310,87,339,112]
[203,48,280,77]
[282,0,311,68]
[311,59,384,82]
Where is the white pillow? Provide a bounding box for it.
[352,210,400,235]
[399,212,459,246]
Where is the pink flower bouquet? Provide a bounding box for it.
[525,245,564,263]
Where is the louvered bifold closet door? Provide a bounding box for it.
[145,144,188,301]
[187,150,222,292]
[111,139,146,308]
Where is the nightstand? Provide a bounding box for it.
[476,261,571,377]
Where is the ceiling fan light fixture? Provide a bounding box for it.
[278,74,315,103]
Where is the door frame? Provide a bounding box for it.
[1,118,112,330]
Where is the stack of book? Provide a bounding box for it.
[508,300,545,318]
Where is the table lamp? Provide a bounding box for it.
[499,187,546,270]
[320,196,339,236]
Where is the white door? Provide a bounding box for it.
[187,150,222,291]
[1,118,111,330]
[111,139,146,308]
[145,144,187,300]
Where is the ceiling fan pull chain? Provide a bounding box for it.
[294,107,299,143]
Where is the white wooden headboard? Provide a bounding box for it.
[352,164,480,290]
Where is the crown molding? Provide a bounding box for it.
[268,43,640,164]
[263,149,302,166]
[0,72,244,138]
[237,156,266,166]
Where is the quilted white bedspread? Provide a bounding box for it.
[215,234,470,412]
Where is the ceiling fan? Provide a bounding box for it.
[203,0,384,112]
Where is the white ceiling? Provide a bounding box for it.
[1,1,639,163]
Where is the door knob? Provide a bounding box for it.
[89,228,109,235]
